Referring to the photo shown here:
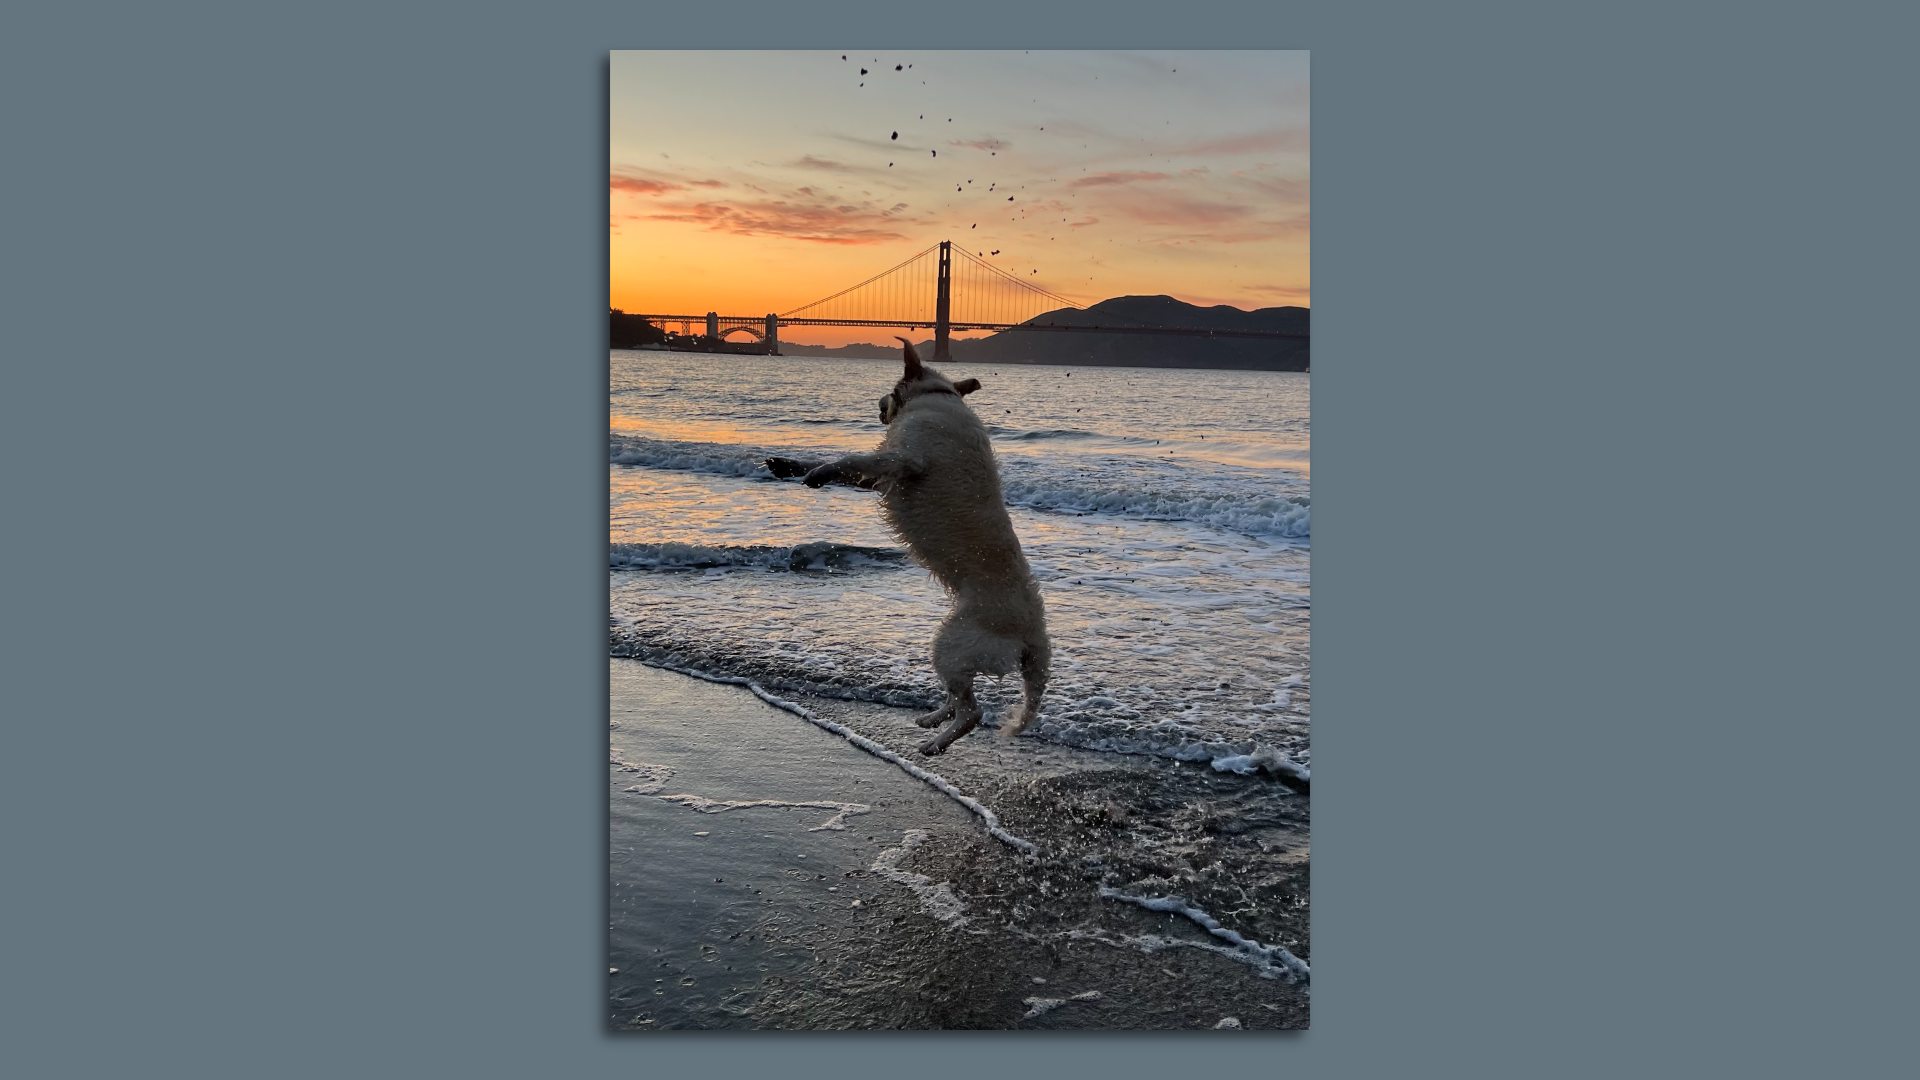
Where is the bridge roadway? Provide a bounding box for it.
[629,314,1309,341]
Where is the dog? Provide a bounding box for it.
[765,338,1050,755]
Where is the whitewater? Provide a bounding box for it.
[609,350,1310,776]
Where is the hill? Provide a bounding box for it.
[951,295,1308,371]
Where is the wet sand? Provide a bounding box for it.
[610,660,1310,1030]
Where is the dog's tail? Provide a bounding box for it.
[1001,637,1051,738]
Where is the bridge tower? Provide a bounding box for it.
[935,240,952,361]
[765,313,779,356]
[706,311,719,340]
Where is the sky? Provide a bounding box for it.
[611,51,1308,347]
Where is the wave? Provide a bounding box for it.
[993,426,1102,441]
[610,630,1310,784]
[609,434,769,477]
[611,433,1309,540]
[1000,477,1309,539]
[610,540,906,573]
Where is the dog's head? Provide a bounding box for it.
[879,337,980,423]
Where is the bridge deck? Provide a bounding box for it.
[629,315,1307,341]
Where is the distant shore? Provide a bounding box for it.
[612,295,1309,372]
[615,342,1309,374]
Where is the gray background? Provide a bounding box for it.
[4,2,1914,1075]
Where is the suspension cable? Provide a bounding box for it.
[779,242,941,318]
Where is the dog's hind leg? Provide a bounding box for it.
[918,674,981,756]
[912,698,955,729]
[999,636,1052,739]
[917,615,998,751]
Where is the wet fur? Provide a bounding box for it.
[795,339,1050,755]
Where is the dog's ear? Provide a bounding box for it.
[953,377,981,396]
[896,336,923,380]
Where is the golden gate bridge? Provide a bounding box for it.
[624,240,1309,358]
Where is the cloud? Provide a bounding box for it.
[1099,188,1255,227]
[1151,210,1309,245]
[789,155,863,172]
[612,165,730,195]
[1070,159,1310,243]
[831,133,922,153]
[637,192,923,244]
[1173,127,1309,156]
[1232,171,1310,204]
[610,174,680,196]
[1246,283,1313,299]
[1071,171,1172,189]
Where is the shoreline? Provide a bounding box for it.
[611,660,1309,1030]
[616,344,1309,374]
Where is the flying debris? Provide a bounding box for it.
[842,55,847,59]
[1007,196,1014,201]
[860,68,868,74]
[891,131,897,139]
[990,250,999,255]
[895,64,902,70]
[931,150,937,157]
[971,223,976,227]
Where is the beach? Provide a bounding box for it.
[609,349,1310,1029]
[611,660,1309,1030]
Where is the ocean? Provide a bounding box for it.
[609,348,1310,778]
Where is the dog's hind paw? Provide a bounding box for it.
[912,709,949,729]
[916,738,949,756]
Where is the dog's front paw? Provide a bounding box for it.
[764,456,815,480]
[916,738,948,756]
[802,464,837,489]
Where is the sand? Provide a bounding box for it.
[610,660,1310,1030]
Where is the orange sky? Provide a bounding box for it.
[611,51,1308,347]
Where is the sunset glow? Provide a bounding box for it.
[611,51,1309,347]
